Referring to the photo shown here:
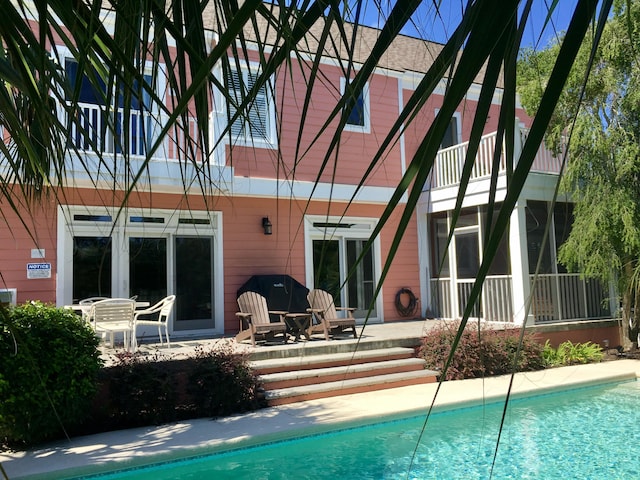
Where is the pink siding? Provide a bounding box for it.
[402,87,533,164]
[377,207,421,321]
[0,187,420,334]
[230,59,404,189]
[0,193,57,304]
[0,25,527,336]
[218,196,420,333]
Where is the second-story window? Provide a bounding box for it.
[64,58,154,156]
[225,65,275,145]
[341,78,370,133]
[440,114,461,149]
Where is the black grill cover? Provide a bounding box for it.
[237,274,310,322]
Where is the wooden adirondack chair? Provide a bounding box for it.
[235,291,288,346]
[307,289,357,340]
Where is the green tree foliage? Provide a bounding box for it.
[517,0,640,344]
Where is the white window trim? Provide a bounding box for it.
[56,205,225,335]
[56,46,166,111]
[221,60,277,148]
[303,215,383,323]
[55,46,168,158]
[435,109,462,148]
[340,77,371,134]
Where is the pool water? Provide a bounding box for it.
[77,381,639,479]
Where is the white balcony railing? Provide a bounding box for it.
[430,275,513,322]
[430,273,610,324]
[432,127,564,189]
[67,103,199,161]
[529,274,611,323]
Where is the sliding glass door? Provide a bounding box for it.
[174,236,214,331]
[72,236,112,301]
[61,206,223,335]
[128,237,167,306]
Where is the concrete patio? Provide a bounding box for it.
[101,318,436,365]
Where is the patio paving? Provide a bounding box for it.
[100,318,436,365]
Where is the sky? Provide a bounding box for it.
[356,1,580,49]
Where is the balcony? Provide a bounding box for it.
[67,102,199,161]
[431,128,563,190]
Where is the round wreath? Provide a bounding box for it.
[395,287,419,317]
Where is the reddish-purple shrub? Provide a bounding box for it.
[419,322,545,380]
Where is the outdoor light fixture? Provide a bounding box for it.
[262,217,273,235]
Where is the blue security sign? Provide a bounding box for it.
[27,263,51,279]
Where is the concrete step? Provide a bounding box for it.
[247,335,422,362]
[264,369,439,406]
[251,347,416,375]
[260,357,428,390]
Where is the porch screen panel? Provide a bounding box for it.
[482,203,510,276]
[526,201,553,274]
[586,279,611,318]
[429,215,450,278]
[553,202,574,274]
[455,232,479,279]
[455,232,480,317]
[72,236,112,302]
[429,278,452,318]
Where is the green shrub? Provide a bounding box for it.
[0,302,102,447]
[542,340,604,367]
[419,322,545,380]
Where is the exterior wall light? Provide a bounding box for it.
[262,217,273,235]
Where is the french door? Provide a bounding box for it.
[307,215,380,321]
[61,207,221,335]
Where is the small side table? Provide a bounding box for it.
[284,313,312,341]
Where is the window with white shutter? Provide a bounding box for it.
[225,65,274,145]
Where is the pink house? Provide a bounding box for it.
[0,8,615,342]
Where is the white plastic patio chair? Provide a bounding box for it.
[132,295,176,350]
[79,296,109,305]
[87,298,136,351]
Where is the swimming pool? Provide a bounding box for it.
[73,380,639,479]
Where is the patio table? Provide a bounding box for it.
[284,313,312,341]
[64,299,151,351]
[64,301,150,329]
[64,301,150,316]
